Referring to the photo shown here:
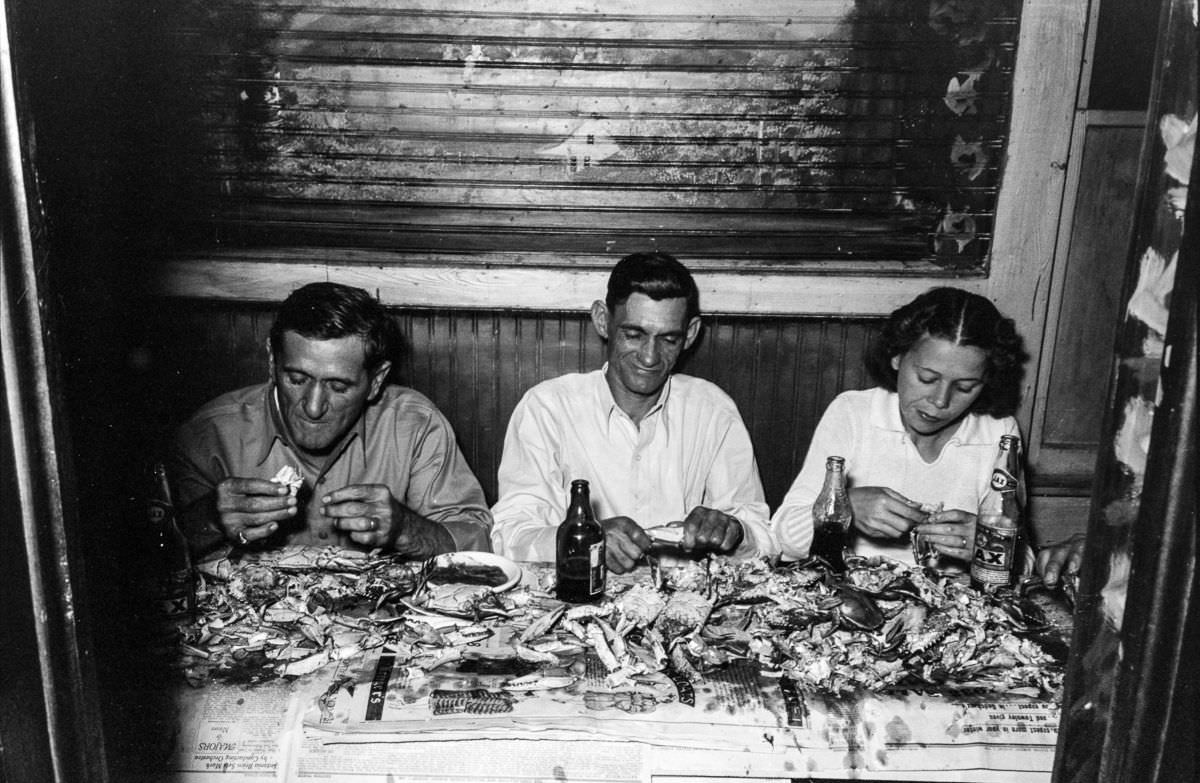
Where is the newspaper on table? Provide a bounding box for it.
[303,626,1060,775]
[159,644,1059,780]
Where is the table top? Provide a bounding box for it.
[153,548,1068,782]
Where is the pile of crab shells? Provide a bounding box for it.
[173,548,1065,702]
[688,555,1066,698]
[174,548,425,685]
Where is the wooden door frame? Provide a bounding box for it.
[1,0,109,778]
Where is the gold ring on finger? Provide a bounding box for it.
[237,529,249,546]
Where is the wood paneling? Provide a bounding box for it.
[134,300,878,509]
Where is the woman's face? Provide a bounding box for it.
[891,334,988,438]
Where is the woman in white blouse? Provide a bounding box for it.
[773,287,1027,565]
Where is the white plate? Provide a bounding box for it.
[427,551,522,593]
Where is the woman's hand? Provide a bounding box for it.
[848,487,926,539]
[912,508,975,562]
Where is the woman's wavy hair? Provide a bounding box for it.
[865,287,1027,417]
[270,282,399,374]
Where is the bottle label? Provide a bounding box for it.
[160,568,195,619]
[990,468,1018,492]
[971,515,1017,587]
[587,541,605,596]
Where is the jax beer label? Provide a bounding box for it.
[972,517,1017,588]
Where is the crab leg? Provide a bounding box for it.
[512,643,561,665]
[518,604,566,643]
[562,618,590,643]
[593,617,628,663]
[586,623,621,672]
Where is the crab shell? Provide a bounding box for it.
[270,465,304,497]
[832,584,885,630]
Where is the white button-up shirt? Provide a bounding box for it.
[772,387,1019,563]
[491,368,776,563]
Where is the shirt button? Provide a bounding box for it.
[317,477,325,485]
[318,531,329,540]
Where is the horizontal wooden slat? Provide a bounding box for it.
[186,0,922,22]
[185,125,1004,155]
[196,203,935,231]
[195,184,954,208]
[188,229,939,259]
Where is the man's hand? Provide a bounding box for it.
[911,508,975,562]
[321,483,454,559]
[679,506,744,554]
[1037,533,1086,587]
[216,477,297,545]
[848,487,926,539]
[601,516,651,574]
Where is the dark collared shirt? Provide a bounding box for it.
[171,382,491,555]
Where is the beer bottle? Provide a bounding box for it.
[970,435,1024,591]
[555,479,606,603]
[147,462,196,621]
[811,456,853,572]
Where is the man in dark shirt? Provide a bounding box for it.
[171,282,491,559]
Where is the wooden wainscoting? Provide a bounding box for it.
[134,299,879,509]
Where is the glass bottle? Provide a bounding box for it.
[555,479,606,602]
[147,461,196,621]
[811,456,853,571]
[970,434,1024,591]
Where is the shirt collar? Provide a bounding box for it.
[869,388,907,434]
[595,365,673,434]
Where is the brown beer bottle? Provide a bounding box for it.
[811,456,853,571]
[555,479,606,602]
[970,435,1024,591]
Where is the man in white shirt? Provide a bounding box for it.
[490,252,776,572]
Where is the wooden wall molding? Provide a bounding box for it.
[149,251,986,316]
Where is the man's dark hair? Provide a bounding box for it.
[605,251,700,321]
[865,287,1027,417]
[269,282,398,373]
